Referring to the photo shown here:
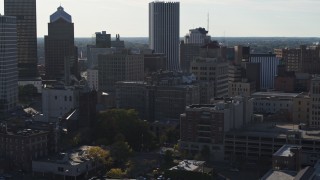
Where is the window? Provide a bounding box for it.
[58,167,64,172]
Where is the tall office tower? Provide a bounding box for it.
[250,53,279,90]
[149,1,180,71]
[4,0,38,78]
[45,6,78,80]
[0,15,18,112]
[180,27,211,72]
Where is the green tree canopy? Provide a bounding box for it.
[93,109,156,151]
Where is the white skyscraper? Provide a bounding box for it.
[0,15,18,112]
[149,1,180,71]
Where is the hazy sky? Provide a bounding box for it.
[0,0,320,37]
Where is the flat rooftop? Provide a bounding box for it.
[261,170,296,180]
[227,122,320,140]
[0,128,48,137]
[169,160,205,172]
[273,145,300,157]
[252,92,300,98]
[37,146,93,166]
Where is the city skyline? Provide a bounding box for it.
[0,0,319,37]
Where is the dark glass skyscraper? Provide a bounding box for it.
[4,0,38,78]
[149,1,180,71]
[0,15,18,112]
[45,6,78,81]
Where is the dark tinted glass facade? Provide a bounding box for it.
[4,0,38,78]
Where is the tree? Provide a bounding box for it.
[93,109,157,151]
[164,150,173,165]
[111,139,133,166]
[87,146,113,167]
[106,168,127,179]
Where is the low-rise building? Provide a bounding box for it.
[32,146,102,180]
[224,122,320,166]
[252,92,300,121]
[272,145,301,171]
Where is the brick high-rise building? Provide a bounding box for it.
[45,6,78,80]
[4,0,38,78]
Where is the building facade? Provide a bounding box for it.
[45,6,78,80]
[190,57,229,98]
[180,27,211,72]
[42,85,80,122]
[143,50,167,75]
[149,1,180,70]
[87,69,99,91]
[98,50,144,92]
[292,93,310,124]
[250,53,279,90]
[180,98,252,161]
[310,77,320,128]
[0,15,18,112]
[4,0,38,78]
[0,123,49,171]
[275,45,320,74]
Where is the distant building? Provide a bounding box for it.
[292,93,310,124]
[274,65,311,93]
[149,1,180,70]
[95,31,111,48]
[98,50,144,92]
[111,34,125,48]
[143,50,167,75]
[87,69,99,90]
[234,45,250,65]
[190,57,229,100]
[310,77,320,128]
[250,53,279,90]
[274,65,296,92]
[45,6,78,80]
[4,0,38,78]
[275,45,320,74]
[180,27,211,72]
[226,50,261,97]
[0,15,18,112]
[116,72,200,121]
[252,92,299,121]
[229,80,256,97]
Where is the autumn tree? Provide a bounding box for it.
[87,146,113,167]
